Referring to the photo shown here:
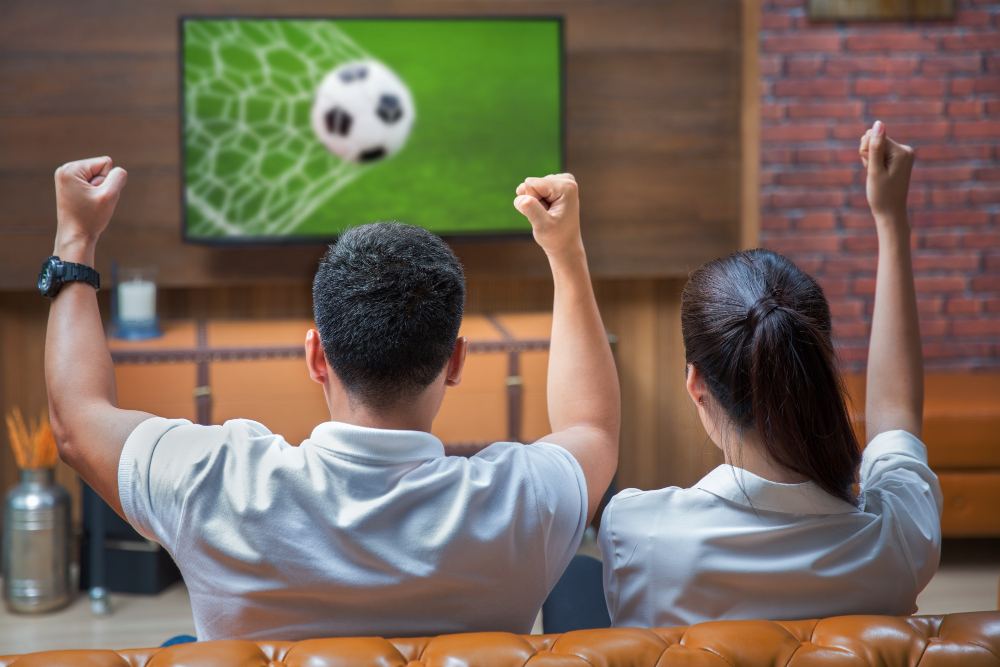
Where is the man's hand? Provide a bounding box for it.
[54,156,127,249]
[514,173,582,260]
[512,173,620,523]
[859,121,914,225]
[47,156,150,519]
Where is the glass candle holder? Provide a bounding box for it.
[113,267,162,340]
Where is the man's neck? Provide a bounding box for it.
[327,405,435,434]
[325,384,441,434]
[322,368,447,434]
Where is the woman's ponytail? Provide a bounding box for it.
[682,249,861,505]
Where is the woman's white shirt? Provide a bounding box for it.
[598,430,942,627]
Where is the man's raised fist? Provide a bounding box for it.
[513,173,582,260]
[55,156,128,243]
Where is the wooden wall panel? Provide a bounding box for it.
[0,294,82,532]
[741,0,761,250]
[594,279,717,493]
[0,1,741,55]
[115,364,199,423]
[431,353,510,444]
[0,0,743,289]
[212,358,331,446]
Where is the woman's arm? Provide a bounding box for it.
[860,121,923,441]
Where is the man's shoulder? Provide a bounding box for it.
[465,441,588,522]
[469,440,584,478]
[124,416,285,473]
[230,418,274,438]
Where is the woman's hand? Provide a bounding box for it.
[859,121,923,442]
[860,120,914,229]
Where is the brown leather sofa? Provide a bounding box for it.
[3,612,998,666]
[845,374,1000,537]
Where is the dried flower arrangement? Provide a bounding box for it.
[5,407,58,470]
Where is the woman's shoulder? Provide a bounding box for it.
[608,484,700,504]
[603,484,716,526]
[859,429,935,488]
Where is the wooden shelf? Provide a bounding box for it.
[109,314,556,452]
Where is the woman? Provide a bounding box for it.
[598,121,942,626]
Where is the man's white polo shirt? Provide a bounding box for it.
[118,417,588,641]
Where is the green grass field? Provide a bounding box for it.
[182,19,561,240]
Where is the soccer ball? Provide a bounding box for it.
[310,60,415,164]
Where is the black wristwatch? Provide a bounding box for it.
[38,255,100,298]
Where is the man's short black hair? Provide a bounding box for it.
[313,222,466,409]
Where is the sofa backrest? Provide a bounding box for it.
[2,612,998,667]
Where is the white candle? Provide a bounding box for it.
[118,279,157,322]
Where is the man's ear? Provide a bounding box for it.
[305,329,328,385]
[445,337,468,387]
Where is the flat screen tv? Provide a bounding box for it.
[180,17,563,243]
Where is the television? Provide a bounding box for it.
[179,17,563,243]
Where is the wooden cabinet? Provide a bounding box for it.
[109,314,556,452]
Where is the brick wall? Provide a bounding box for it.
[759,0,1000,371]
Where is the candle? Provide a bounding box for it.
[118,279,157,322]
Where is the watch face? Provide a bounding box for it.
[38,256,60,297]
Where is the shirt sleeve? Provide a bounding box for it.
[597,488,645,624]
[473,441,588,591]
[598,495,619,621]
[523,442,590,590]
[118,416,263,551]
[860,430,943,588]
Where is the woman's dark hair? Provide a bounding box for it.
[681,248,861,505]
[313,222,465,410]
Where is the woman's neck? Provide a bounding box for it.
[720,430,809,485]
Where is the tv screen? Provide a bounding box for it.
[180,18,563,242]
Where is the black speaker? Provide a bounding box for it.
[79,483,182,595]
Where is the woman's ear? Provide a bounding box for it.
[687,364,724,452]
[685,364,708,407]
[445,337,468,387]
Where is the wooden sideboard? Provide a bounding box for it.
[109,313,557,452]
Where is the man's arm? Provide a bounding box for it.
[45,157,153,517]
[859,121,923,441]
[514,174,620,523]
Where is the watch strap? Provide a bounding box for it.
[58,261,100,290]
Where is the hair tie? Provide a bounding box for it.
[745,295,780,331]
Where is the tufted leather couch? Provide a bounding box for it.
[844,373,1000,537]
[2,612,998,666]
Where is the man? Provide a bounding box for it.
[44,158,619,641]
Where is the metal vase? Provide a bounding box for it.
[2,468,72,613]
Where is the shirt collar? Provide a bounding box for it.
[694,465,859,515]
[306,421,446,462]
